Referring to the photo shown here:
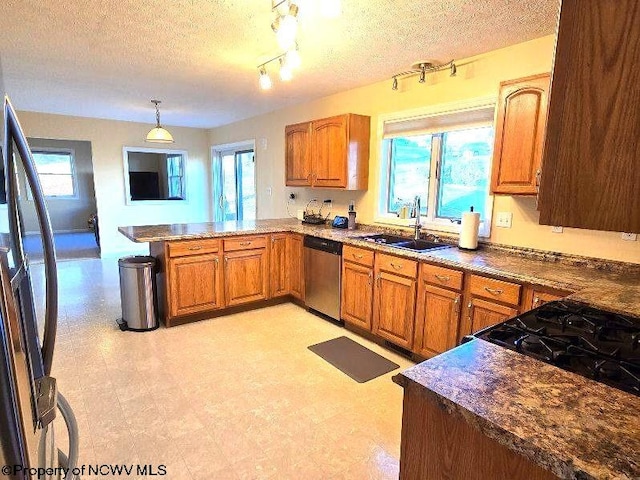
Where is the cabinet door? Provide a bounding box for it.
[539,0,640,233]
[285,122,312,186]
[373,270,417,349]
[341,261,373,330]
[491,74,550,195]
[311,115,347,188]
[467,298,518,334]
[270,234,289,298]
[168,254,223,318]
[531,290,562,310]
[224,249,268,306]
[287,234,304,300]
[414,284,462,358]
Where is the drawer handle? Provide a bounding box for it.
[435,274,450,283]
[484,286,503,296]
[239,241,252,246]
[390,262,403,270]
[352,253,364,260]
[188,246,203,251]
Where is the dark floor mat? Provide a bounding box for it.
[308,336,400,383]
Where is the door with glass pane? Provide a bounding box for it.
[214,148,256,221]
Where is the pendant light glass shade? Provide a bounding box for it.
[145,100,174,144]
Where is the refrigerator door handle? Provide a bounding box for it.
[5,97,59,376]
[57,392,80,480]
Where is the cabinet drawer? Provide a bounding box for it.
[376,254,417,278]
[469,275,521,306]
[420,263,463,291]
[343,245,374,267]
[223,235,268,252]
[167,239,220,257]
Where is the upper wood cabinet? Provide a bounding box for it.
[285,113,370,190]
[491,73,550,195]
[538,0,640,233]
[285,122,312,186]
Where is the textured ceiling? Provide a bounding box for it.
[0,0,559,129]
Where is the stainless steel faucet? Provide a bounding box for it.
[413,196,421,240]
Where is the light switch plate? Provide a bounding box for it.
[621,232,638,241]
[496,212,513,228]
[551,226,564,233]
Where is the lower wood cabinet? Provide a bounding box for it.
[288,234,304,300]
[341,260,373,330]
[466,298,518,334]
[372,255,417,350]
[414,284,462,358]
[224,248,269,307]
[270,234,289,298]
[168,253,223,318]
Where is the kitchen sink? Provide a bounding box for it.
[358,234,448,252]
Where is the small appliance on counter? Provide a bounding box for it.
[469,300,640,396]
[302,198,328,225]
[332,216,348,229]
[458,206,480,250]
[347,201,357,229]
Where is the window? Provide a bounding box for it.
[212,143,256,222]
[31,150,76,197]
[379,104,495,236]
[166,154,184,199]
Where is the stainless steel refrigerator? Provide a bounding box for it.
[0,97,80,479]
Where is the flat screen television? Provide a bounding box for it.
[129,171,160,200]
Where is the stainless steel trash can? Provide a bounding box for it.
[117,256,158,331]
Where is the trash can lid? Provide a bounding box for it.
[118,255,156,267]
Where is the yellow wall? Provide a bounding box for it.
[16,112,211,255]
[209,35,640,264]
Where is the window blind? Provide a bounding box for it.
[382,106,495,139]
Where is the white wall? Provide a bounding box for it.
[17,112,211,255]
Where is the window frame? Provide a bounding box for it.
[375,97,497,238]
[122,146,189,205]
[211,140,257,222]
[30,147,79,200]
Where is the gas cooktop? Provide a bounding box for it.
[473,300,640,396]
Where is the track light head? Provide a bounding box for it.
[450,62,457,77]
[419,63,427,83]
[392,77,398,91]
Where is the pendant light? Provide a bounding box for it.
[145,100,174,144]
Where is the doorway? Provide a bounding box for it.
[212,142,256,222]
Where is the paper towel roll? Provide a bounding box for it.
[459,211,480,250]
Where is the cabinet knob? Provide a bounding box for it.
[376,273,382,287]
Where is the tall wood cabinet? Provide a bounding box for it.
[285,113,370,190]
[341,246,374,331]
[372,254,417,350]
[490,73,550,195]
[538,0,640,233]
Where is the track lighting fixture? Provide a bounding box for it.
[391,60,458,91]
[279,57,293,81]
[259,67,272,90]
[271,1,299,51]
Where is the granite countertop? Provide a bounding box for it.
[394,339,640,480]
[118,219,640,317]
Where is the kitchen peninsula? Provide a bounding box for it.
[119,219,640,479]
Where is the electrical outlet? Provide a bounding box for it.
[551,226,563,233]
[621,232,638,241]
[266,187,272,196]
[260,138,268,150]
[496,212,513,228]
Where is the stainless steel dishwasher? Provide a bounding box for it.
[304,235,342,321]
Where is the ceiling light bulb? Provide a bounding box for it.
[259,68,272,90]
[285,48,301,70]
[279,58,293,81]
[276,14,298,51]
[320,0,341,18]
